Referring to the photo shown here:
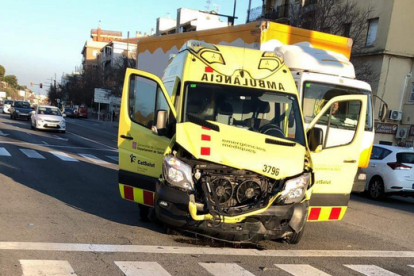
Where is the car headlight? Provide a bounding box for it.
[162,155,194,191]
[279,173,310,204]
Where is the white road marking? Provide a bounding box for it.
[20,149,45,159]
[275,264,331,276]
[20,260,77,276]
[200,263,255,276]
[79,153,108,164]
[115,261,172,276]
[68,131,116,150]
[409,265,414,268]
[26,132,32,136]
[1,242,414,258]
[0,147,11,156]
[0,141,117,151]
[0,130,9,136]
[106,155,119,162]
[52,134,68,141]
[345,265,401,276]
[50,151,79,162]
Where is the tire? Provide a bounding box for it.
[368,177,385,200]
[10,114,13,120]
[285,224,306,244]
[31,123,34,130]
[60,130,66,134]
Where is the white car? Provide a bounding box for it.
[363,144,414,199]
[3,100,13,114]
[31,105,66,133]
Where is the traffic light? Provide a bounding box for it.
[39,83,43,89]
[30,82,33,87]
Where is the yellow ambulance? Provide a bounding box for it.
[118,40,367,243]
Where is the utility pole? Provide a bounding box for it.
[232,0,237,26]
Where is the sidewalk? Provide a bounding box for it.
[84,113,119,128]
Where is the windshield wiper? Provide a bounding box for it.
[187,113,220,132]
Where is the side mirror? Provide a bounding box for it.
[151,110,168,136]
[379,103,389,123]
[307,127,324,152]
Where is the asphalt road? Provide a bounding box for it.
[0,112,413,275]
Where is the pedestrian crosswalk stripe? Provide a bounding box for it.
[20,260,77,276]
[50,151,79,162]
[345,265,401,276]
[20,149,45,159]
[106,155,119,162]
[115,261,172,276]
[78,153,108,164]
[199,263,255,276]
[275,264,332,276]
[0,147,11,156]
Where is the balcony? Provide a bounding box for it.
[247,4,292,23]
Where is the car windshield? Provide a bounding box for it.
[38,107,62,116]
[5,100,13,105]
[302,81,373,131]
[14,101,31,108]
[397,152,414,164]
[184,82,305,146]
[65,108,73,112]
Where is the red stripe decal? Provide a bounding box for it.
[201,147,211,156]
[202,126,211,130]
[201,134,211,141]
[124,186,134,201]
[329,207,341,220]
[143,190,154,206]
[205,66,213,73]
[308,208,321,220]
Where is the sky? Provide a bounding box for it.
[0,0,262,95]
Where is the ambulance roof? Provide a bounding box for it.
[264,41,356,79]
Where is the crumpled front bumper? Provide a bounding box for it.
[154,182,308,241]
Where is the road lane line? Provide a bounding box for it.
[0,147,11,156]
[67,131,117,150]
[200,263,255,276]
[20,260,77,276]
[1,243,414,257]
[50,151,79,162]
[0,141,117,151]
[275,264,331,276]
[345,265,401,276]
[115,262,171,276]
[20,149,45,159]
[106,155,119,162]
[79,153,108,164]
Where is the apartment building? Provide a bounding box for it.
[247,0,414,146]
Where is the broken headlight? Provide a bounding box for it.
[279,173,310,204]
[162,155,194,192]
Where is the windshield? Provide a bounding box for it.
[397,152,414,164]
[302,81,373,131]
[14,101,31,108]
[184,82,306,146]
[38,107,62,116]
[5,100,13,105]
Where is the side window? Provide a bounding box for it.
[314,100,361,148]
[129,75,157,128]
[381,149,392,159]
[370,146,383,160]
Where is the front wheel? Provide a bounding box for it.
[368,177,385,200]
[139,205,151,222]
[285,224,306,244]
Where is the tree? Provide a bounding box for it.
[288,0,378,85]
[103,53,136,97]
[0,65,5,80]
[4,75,18,88]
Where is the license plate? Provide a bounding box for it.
[48,124,57,127]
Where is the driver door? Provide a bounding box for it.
[118,69,176,207]
[306,95,367,221]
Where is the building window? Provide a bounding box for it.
[343,23,351,37]
[409,83,414,102]
[366,18,379,46]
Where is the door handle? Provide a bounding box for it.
[343,159,356,163]
[120,134,133,140]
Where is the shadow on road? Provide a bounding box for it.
[351,193,414,214]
